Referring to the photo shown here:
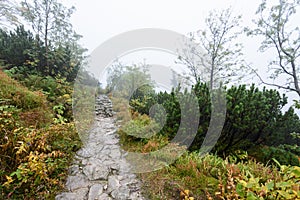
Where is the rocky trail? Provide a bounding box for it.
[55,95,145,200]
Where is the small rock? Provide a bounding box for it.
[98,193,112,200]
[88,184,103,200]
[130,191,144,200]
[108,175,121,192]
[103,184,108,190]
[83,163,110,181]
[68,165,80,175]
[55,192,78,200]
[77,148,92,158]
[105,138,119,145]
[113,186,130,199]
[73,188,89,199]
[109,148,121,159]
[66,174,89,191]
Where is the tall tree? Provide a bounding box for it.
[19,0,86,79]
[19,0,76,68]
[178,8,246,89]
[246,0,300,97]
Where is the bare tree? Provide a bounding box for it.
[178,8,246,89]
[246,0,300,97]
[0,0,20,28]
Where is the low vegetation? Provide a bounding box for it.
[0,70,82,199]
[109,66,300,200]
[140,152,300,199]
[1,0,300,199]
[0,17,97,199]
[113,95,300,199]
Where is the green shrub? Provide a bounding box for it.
[129,81,300,160]
[214,84,289,154]
[0,26,82,82]
[0,26,35,69]
[279,143,300,156]
[120,114,160,139]
[249,146,300,167]
[130,85,202,142]
[4,71,74,121]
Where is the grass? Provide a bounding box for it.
[0,71,47,111]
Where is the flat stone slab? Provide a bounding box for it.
[66,174,89,191]
[88,184,103,200]
[83,163,110,180]
[55,192,78,200]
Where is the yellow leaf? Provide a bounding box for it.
[62,94,71,100]
[184,190,190,196]
[15,141,27,155]
[2,175,13,188]
[239,180,247,187]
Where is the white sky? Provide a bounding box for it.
[65,0,274,78]
[8,0,295,111]
[66,0,263,76]
[63,0,300,112]
[67,0,261,52]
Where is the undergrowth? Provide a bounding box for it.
[140,152,300,200]
[111,94,300,200]
[0,70,81,199]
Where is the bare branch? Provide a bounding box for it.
[248,64,296,91]
[247,0,300,97]
[178,7,247,89]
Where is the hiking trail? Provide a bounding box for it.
[55,95,145,200]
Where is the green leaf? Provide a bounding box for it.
[266,181,274,191]
[277,190,293,199]
[276,181,292,188]
[291,166,300,178]
[236,183,245,197]
[246,191,258,200]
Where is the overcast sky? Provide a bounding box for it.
[67,0,261,52]
[64,0,280,75]
[63,0,299,111]
[65,0,262,73]
[64,0,274,82]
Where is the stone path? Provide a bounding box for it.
[55,95,145,200]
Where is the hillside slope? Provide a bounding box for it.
[0,70,81,199]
